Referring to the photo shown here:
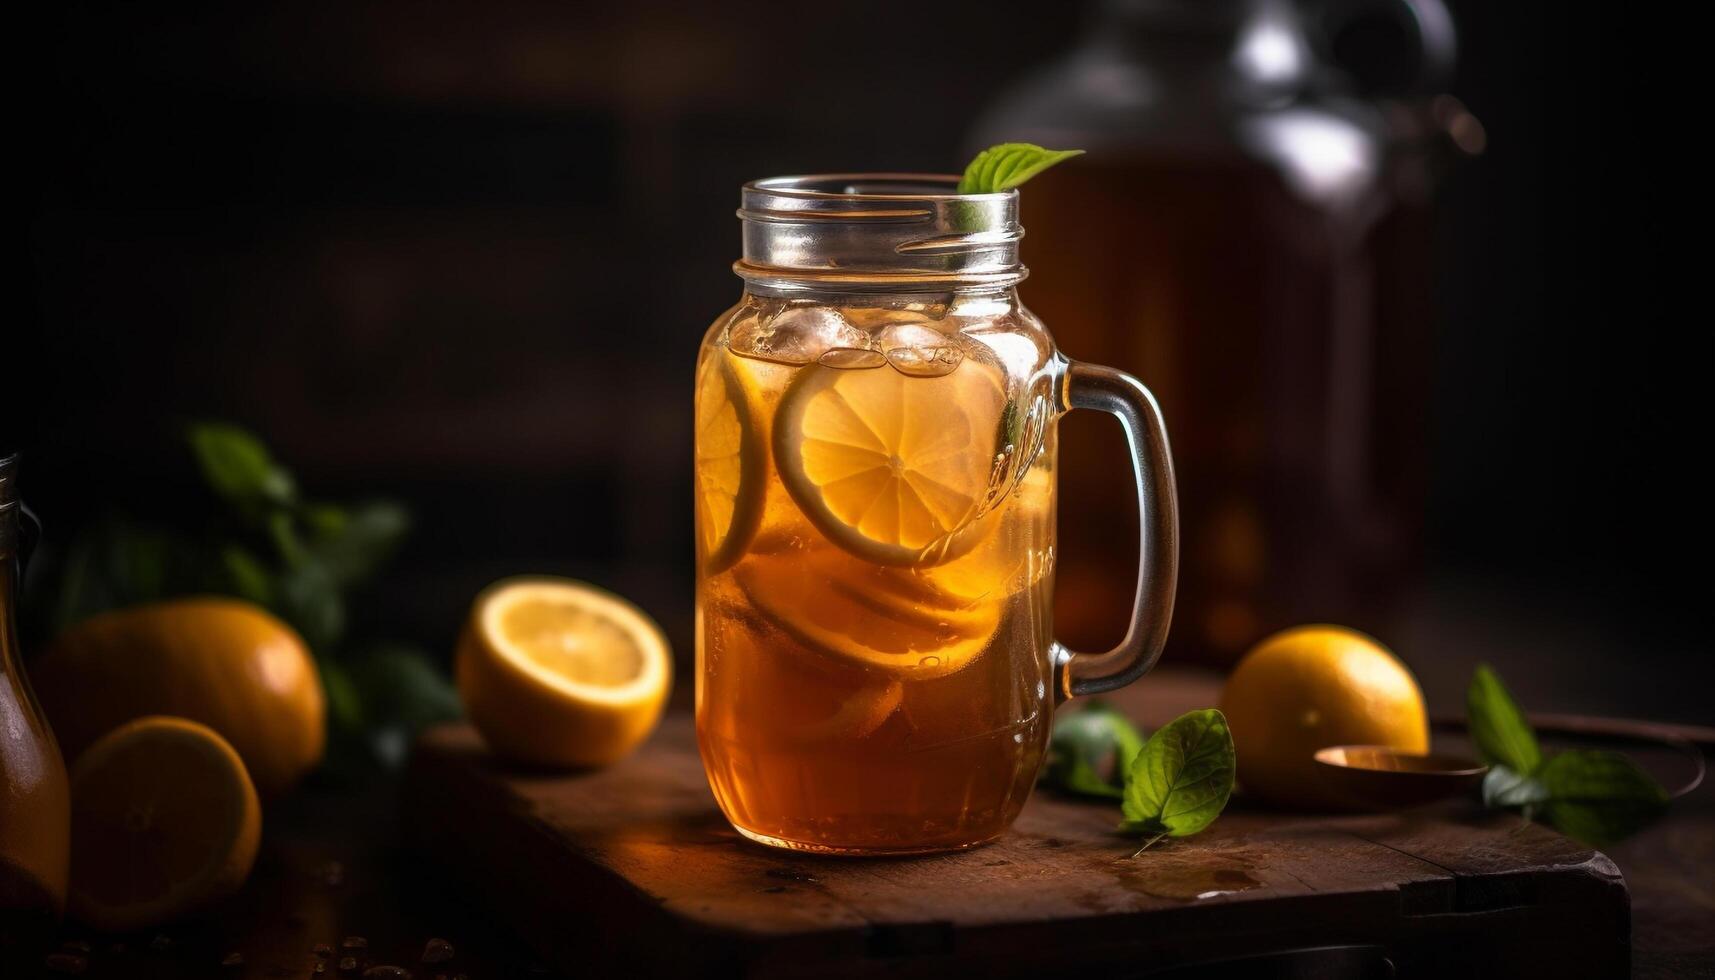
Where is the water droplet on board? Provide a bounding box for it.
[1118,862,1263,901]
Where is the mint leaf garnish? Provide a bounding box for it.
[1043,700,1147,800]
[1467,663,1542,775]
[957,143,1084,194]
[187,421,299,513]
[1481,764,1548,811]
[1121,709,1235,853]
[1468,665,1672,845]
[1538,749,1670,846]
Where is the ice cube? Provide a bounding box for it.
[818,347,887,369]
[873,319,950,352]
[885,344,964,377]
[729,306,871,366]
[875,320,965,377]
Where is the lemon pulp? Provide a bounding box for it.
[773,359,1007,567]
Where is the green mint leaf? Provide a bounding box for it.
[1482,764,1549,809]
[345,642,462,768]
[319,657,366,733]
[1121,708,1235,839]
[217,544,275,606]
[1044,700,1147,800]
[267,509,307,567]
[346,642,462,728]
[1467,664,1543,774]
[103,521,176,604]
[306,500,411,588]
[957,143,1084,194]
[301,503,349,537]
[274,559,345,654]
[1538,749,1669,846]
[186,421,298,513]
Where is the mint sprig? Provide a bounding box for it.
[957,143,1084,194]
[1043,703,1235,853]
[1120,709,1236,854]
[1539,749,1670,845]
[1468,665,1670,844]
[32,421,459,777]
[1043,700,1147,800]
[1468,664,1542,774]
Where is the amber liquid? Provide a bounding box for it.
[695,296,1057,854]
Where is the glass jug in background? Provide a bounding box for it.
[693,176,1178,855]
[0,454,70,923]
[971,0,1478,663]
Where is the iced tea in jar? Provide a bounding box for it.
[695,175,1178,854]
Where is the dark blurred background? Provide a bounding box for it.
[9,2,1707,723]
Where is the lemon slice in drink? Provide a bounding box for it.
[701,595,904,742]
[773,358,1008,567]
[733,545,1000,679]
[921,460,1056,605]
[695,350,765,573]
[456,577,672,768]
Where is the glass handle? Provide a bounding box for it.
[1053,361,1180,701]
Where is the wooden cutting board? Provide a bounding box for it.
[401,673,1630,979]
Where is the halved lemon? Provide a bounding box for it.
[773,358,1008,567]
[733,545,1000,679]
[68,716,261,932]
[695,350,766,573]
[456,577,672,768]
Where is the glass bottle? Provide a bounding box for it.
[0,454,69,924]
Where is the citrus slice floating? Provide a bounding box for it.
[733,545,1000,679]
[701,596,903,742]
[921,459,1056,605]
[773,358,1008,567]
[457,577,672,768]
[695,350,765,573]
[68,716,261,933]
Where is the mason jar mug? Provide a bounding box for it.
[694,175,1178,854]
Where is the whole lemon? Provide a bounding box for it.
[1219,624,1428,809]
[34,597,325,798]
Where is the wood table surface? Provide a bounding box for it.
[4,668,1711,979]
[402,717,1631,978]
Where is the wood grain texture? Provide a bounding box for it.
[403,695,1630,979]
